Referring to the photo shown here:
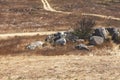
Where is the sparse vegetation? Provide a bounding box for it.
[0,0,119,33]
[0,0,120,80]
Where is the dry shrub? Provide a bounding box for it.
[73,17,96,39]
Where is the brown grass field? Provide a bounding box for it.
[0,0,120,33]
[0,0,120,80]
[0,55,120,80]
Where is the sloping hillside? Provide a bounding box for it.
[48,0,120,17]
[0,0,120,33]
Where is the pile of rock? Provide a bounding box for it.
[89,27,120,45]
[45,31,79,45]
[45,32,67,45]
[26,27,120,51]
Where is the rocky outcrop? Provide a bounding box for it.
[26,27,120,51]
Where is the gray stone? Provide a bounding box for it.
[75,44,89,51]
[54,32,66,39]
[26,41,44,50]
[45,32,66,43]
[106,27,119,35]
[106,27,120,42]
[89,36,104,45]
[93,27,109,39]
[55,38,67,45]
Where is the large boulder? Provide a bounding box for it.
[55,38,67,45]
[106,27,120,42]
[75,44,89,51]
[89,36,104,45]
[92,27,109,39]
[106,27,119,35]
[26,41,44,50]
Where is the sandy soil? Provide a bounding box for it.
[0,55,120,80]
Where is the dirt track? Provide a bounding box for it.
[41,0,71,14]
[82,13,120,21]
[41,0,120,21]
[0,31,64,40]
[0,0,120,39]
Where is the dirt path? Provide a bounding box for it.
[41,0,120,21]
[41,0,71,14]
[82,13,120,21]
[0,0,119,39]
[0,31,64,40]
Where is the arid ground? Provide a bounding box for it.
[1,55,120,80]
[0,0,120,80]
[0,0,120,33]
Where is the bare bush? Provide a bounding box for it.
[73,17,96,39]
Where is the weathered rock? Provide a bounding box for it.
[106,27,119,35]
[112,32,120,42]
[89,36,104,45]
[93,27,109,39]
[75,44,89,51]
[55,38,67,45]
[26,41,44,50]
[106,27,120,42]
[45,32,66,43]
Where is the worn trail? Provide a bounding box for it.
[0,0,120,39]
[41,0,120,21]
[41,0,71,14]
[0,31,64,40]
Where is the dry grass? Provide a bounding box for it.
[0,0,120,33]
[0,55,120,80]
[0,35,119,56]
[0,0,120,79]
